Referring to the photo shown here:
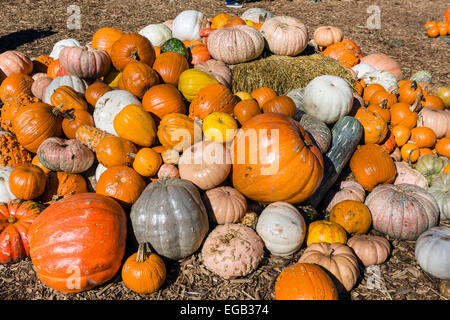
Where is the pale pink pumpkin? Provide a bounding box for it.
[393,162,428,189]
[31,73,48,81]
[313,26,343,48]
[417,107,450,139]
[0,51,33,76]
[325,180,366,212]
[260,16,308,56]
[59,46,111,79]
[204,186,247,224]
[157,163,179,180]
[347,235,391,267]
[360,53,403,80]
[194,59,232,88]
[207,25,265,64]
[31,76,52,100]
[201,223,264,279]
[364,183,439,240]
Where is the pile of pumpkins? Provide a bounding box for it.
[0,7,449,300]
[424,6,450,38]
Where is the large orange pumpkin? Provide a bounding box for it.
[142,84,186,123]
[91,27,125,56]
[189,83,236,120]
[118,61,160,98]
[232,113,324,204]
[152,52,189,86]
[29,193,127,293]
[0,73,33,103]
[355,107,388,145]
[110,33,156,71]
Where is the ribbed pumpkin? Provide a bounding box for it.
[428,173,450,221]
[347,235,391,267]
[8,164,46,200]
[350,144,396,191]
[152,52,189,86]
[313,26,343,48]
[189,83,236,120]
[157,113,200,151]
[0,51,33,76]
[232,113,324,204]
[40,171,87,204]
[62,109,95,140]
[203,186,247,224]
[29,193,127,293]
[194,59,232,88]
[355,107,388,144]
[118,61,160,98]
[50,85,88,112]
[360,53,403,80]
[110,33,156,71]
[261,95,296,118]
[59,46,111,79]
[0,73,33,103]
[91,27,125,55]
[178,68,218,102]
[142,84,186,123]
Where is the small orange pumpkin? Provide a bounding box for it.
[410,127,437,148]
[401,142,420,164]
[251,87,277,108]
[233,99,261,126]
[9,164,46,200]
[329,200,372,235]
[96,136,138,168]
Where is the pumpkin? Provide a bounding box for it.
[118,61,160,98]
[435,137,450,158]
[398,80,422,105]
[157,113,200,151]
[152,52,189,87]
[46,59,69,79]
[302,75,353,124]
[130,178,209,260]
[142,84,186,124]
[43,75,88,105]
[189,83,236,120]
[391,124,411,147]
[313,26,343,48]
[361,70,398,94]
[360,53,403,80]
[121,243,166,294]
[172,10,208,41]
[96,136,138,168]
[62,109,95,139]
[347,235,391,267]
[308,117,363,207]
[329,200,372,235]
[415,154,450,185]
[368,89,397,108]
[84,82,112,107]
[223,17,246,28]
[178,68,219,102]
[251,86,277,108]
[194,59,232,88]
[256,202,306,256]
[365,183,439,240]
[261,96,296,118]
[138,23,172,47]
[37,137,94,173]
[322,41,360,68]
[29,193,126,293]
[41,171,87,203]
[91,27,125,55]
[75,125,112,151]
[132,147,162,177]
[352,63,376,79]
[362,83,385,102]
[275,262,339,300]
[202,112,237,143]
[429,173,450,220]
[232,113,324,204]
[94,90,142,136]
[201,223,264,279]
[435,86,450,108]
[394,162,428,189]
[0,73,33,103]
[350,144,397,191]
[0,167,17,202]
[161,148,180,165]
[49,38,81,59]
[189,44,211,65]
[207,25,265,64]
[260,16,308,56]
[0,51,33,76]
[204,186,247,224]
[355,107,388,144]
[422,93,445,110]
[31,76,52,101]
[50,85,88,112]
[110,33,156,71]
[410,127,436,149]
[209,13,233,29]
[417,107,450,139]
[415,226,450,279]
[0,199,43,263]
[241,8,274,24]
[178,140,231,190]
[96,165,146,205]
[32,55,54,74]
[298,242,359,292]
[59,46,111,79]
[113,104,157,147]
[296,113,330,154]
[306,220,347,246]
[234,91,253,101]
[390,102,418,130]
[157,163,179,180]
[9,164,46,200]
[325,180,366,212]
[0,132,32,167]
[233,99,261,126]
[160,38,189,59]
[12,102,62,153]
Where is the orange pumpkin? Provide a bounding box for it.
[322,41,360,68]
[142,84,186,123]
[41,171,87,204]
[9,164,46,200]
[32,55,54,74]
[367,101,391,122]
[306,220,348,245]
[189,83,236,120]
[31,155,51,175]
[189,44,211,65]
[410,127,437,148]
[398,80,422,105]
[380,133,396,154]
[435,137,450,158]
[233,99,261,126]
[152,52,189,86]
[391,125,411,147]
[132,147,163,177]
[110,33,156,71]
[421,93,445,110]
[401,142,420,164]
[92,27,125,55]
[368,90,397,108]
[223,17,247,28]
[61,109,95,140]
[50,85,88,112]
[362,84,385,103]
[251,87,277,108]
[96,136,138,168]
[157,113,200,151]
[390,102,418,129]
[118,61,160,98]
[355,107,388,145]
[209,13,233,29]
[329,200,372,235]
[419,147,434,157]
[261,96,296,118]
[46,59,69,79]
[0,73,33,103]
[84,82,112,106]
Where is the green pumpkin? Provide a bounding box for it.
[160,38,189,60]
[415,154,450,185]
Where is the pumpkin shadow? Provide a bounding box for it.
[0,27,56,53]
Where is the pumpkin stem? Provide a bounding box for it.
[379,99,388,109]
[127,153,136,158]
[51,104,65,117]
[411,89,423,113]
[130,49,140,61]
[411,80,418,91]
[7,215,17,224]
[136,243,150,263]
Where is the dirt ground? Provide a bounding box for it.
[0,0,449,300]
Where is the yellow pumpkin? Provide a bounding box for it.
[202,112,238,143]
[132,147,162,177]
[234,91,253,101]
[104,69,122,88]
[178,69,218,102]
[306,220,347,246]
[113,104,157,147]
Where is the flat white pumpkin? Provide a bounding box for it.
[138,24,172,47]
[352,63,376,78]
[361,70,398,94]
[429,173,450,220]
[415,226,450,279]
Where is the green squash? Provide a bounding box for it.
[415,154,450,185]
[160,38,189,60]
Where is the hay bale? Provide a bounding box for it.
[231,53,355,95]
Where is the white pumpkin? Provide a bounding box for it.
[429,173,450,220]
[49,38,81,59]
[415,226,450,279]
[138,24,172,47]
[171,10,208,41]
[286,87,306,114]
[241,7,274,23]
[95,163,108,188]
[352,63,376,78]
[361,70,398,94]
[0,166,17,203]
[302,75,353,124]
[43,75,88,104]
[394,162,428,189]
[94,90,142,135]
[256,202,306,256]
